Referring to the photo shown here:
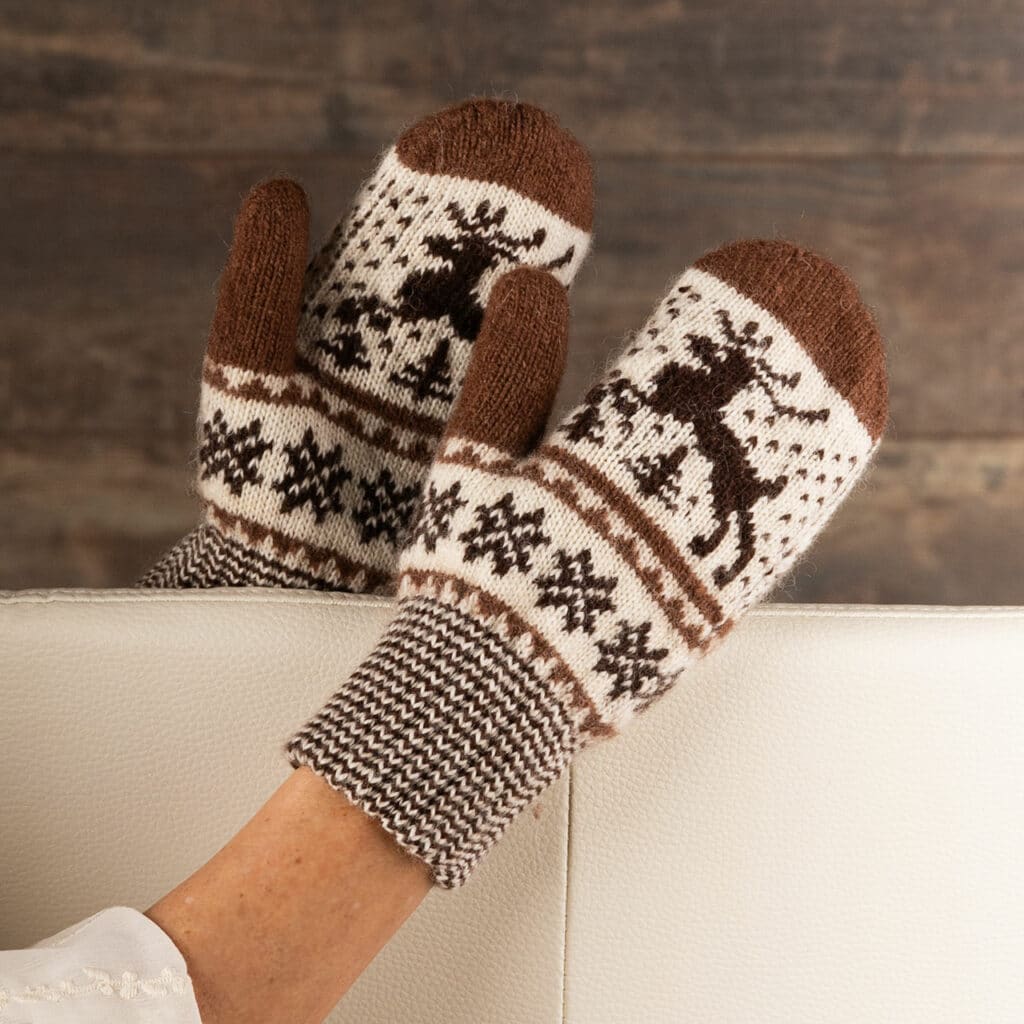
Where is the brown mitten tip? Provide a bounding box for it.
[397,99,593,231]
[696,239,888,440]
[207,178,311,376]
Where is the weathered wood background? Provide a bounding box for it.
[1,1,1021,601]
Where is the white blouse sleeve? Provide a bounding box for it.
[0,907,202,1024]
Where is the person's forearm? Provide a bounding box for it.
[146,766,431,1024]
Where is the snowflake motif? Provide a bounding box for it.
[412,481,468,553]
[199,410,273,497]
[354,469,419,545]
[459,492,551,576]
[594,620,670,702]
[535,548,617,635]
[272,428,351,523]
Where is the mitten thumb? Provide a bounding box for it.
[206,178,310,376]
[442,266,569,459]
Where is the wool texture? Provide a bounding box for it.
[287,239,889,887]
[140,99,593,592]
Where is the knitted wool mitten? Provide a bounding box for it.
[286,240,889,887]
[140,100,592,592]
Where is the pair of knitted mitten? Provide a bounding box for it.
[139,98,887,890]
[286,239,889,887]
[141,100,593,591]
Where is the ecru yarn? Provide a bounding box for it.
[287,240,889,886]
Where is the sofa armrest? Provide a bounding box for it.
[3,591,1022,1023]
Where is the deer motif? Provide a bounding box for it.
[644,310,831,588]
[395,200,573,341]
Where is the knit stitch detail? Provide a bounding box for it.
[140,525,339,589]
[285,596,577,887]
[141,100,592,593]
[288,238,889,886]
[395,256,885,742]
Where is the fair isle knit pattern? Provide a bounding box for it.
[143,100,592,593]
[288,240,889,886]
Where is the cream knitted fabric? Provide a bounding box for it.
[141,100,593,592]
[287,240,889,887]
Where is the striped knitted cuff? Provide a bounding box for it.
[285,596,577,887]
[140,525,334,589]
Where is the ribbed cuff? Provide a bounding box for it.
[285,596,577,887]
[138,526,331,590]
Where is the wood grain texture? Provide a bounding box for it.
[2,0,1023,156]
[1,0,1021,603]
[0,447,194,590]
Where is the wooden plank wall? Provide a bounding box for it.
[1,0,1021,601]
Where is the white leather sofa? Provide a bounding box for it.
[2,590,1022,1023]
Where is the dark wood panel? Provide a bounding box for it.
[2,0,1023,156]
[0,447,194,590]
[2,0,1019,606]
[1,152,1021,466]
[2,441,1020,605]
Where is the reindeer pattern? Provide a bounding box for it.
[557,270,867,597]
[393,264,879,729]
[297,150,584,416]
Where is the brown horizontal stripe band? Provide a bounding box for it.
[206,502,392,594]
[438,448,709,651]
[203,363,435,466]
[536,444,725,626]
[400,567,613,740]
[294,355,449,438]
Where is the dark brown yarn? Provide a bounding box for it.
[445,266,569,458]
[696,240,889,440]
[397,99,594,231]
[207,178,310,375]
